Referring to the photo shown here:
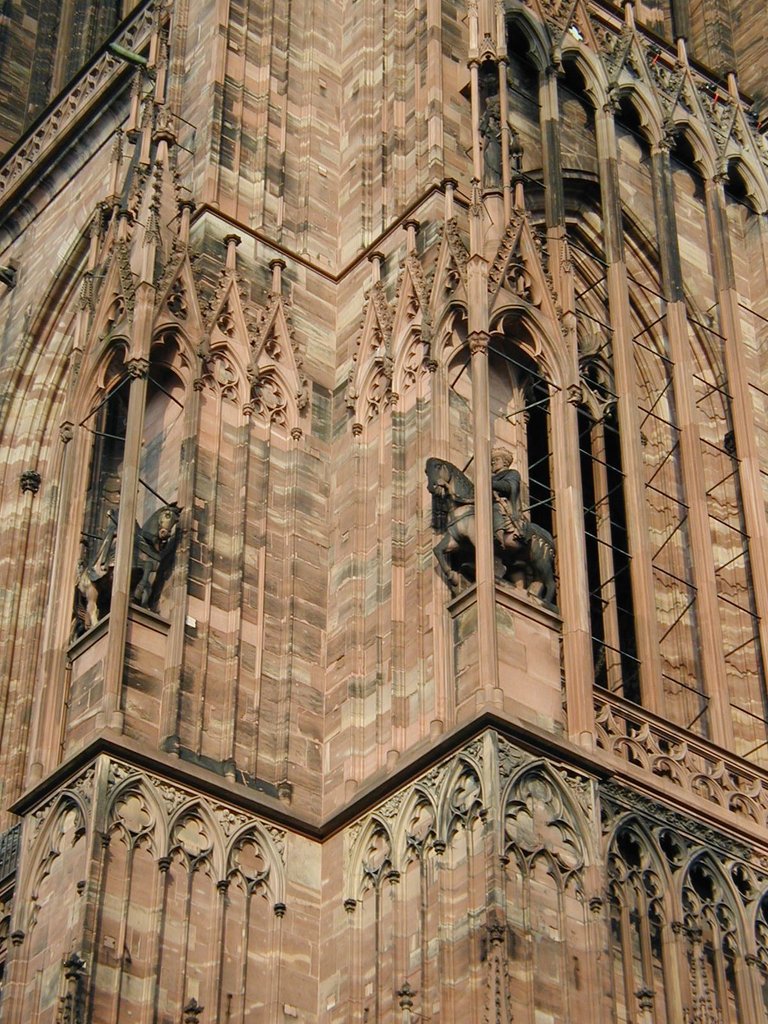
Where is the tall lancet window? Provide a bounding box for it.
[73,334,186,636]
[488,335,554,563]
[608,824,672,1023]
[682,858,746,1023]
[76,347,129,631]
[135,333,186,529]
[444,331,561,598]
[576,329,639,701]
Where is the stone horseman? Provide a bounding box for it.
[426,448,556,604]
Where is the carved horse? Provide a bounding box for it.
[73,503,182,635]
[425,457,556,604]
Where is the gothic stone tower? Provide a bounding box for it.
[1,0,768,1021]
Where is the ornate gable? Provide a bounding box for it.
[487,210,561,332]
[346,265,395,427]
[246,267,308,428]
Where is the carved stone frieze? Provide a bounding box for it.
[106,760,279,854]
[600,779,754,861]
[596,694,768,846]
[497,737,531,779]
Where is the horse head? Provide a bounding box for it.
[140,503,182,554]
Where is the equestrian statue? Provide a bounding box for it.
[73,502,182,636]
[425,447,556,604]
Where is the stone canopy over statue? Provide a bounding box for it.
[426,447,556,604]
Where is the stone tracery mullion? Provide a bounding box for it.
[106,832,137,1023]
[635,872,660,1017]
[587,413,624,692]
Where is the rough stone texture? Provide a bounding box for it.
[0,0,768,1020]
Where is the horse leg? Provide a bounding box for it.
[434,533,462,590]
[133,561,154,607]
[499,533,526,588]
[82,580,100,629]
[541,559,556,605]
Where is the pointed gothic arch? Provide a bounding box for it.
[606,817,679,1022]
[681,852,753,1022]
[724,154,768,214]
[559,40,612,110]
[502,6,551,73]
[436,755,485,846]
[393,786,438,870]
[166,799,227,882]
[612,84,665,149]
[106,774,168,857]
[347,816,395,904]
[226,821,286,906]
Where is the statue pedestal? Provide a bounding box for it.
[65,605,170,754]
[482,188,505,255]
[123,605,171,744]
[449,582,563,732]
[66,617,110,752]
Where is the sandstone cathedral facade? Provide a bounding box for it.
[1,0,768,1020]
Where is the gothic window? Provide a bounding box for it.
[557,60,598,178]
[75,347,129,632]
[502,768,587,1022]
[577,397,639,700]
[682,857,746,1022]
[219,830,274,1021]
[504,19,543,172]
[488,339,554,542]
[17,802,87,1021]
[446,343,472,471]
[443,332,556,599]
[136,336,186,526]
[357,822,397,1022]
[442,766,486,1019]
[755,890,768,1015]
[73,335,186,636]
[607,824,672,1022]
[399,796,437,1007]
